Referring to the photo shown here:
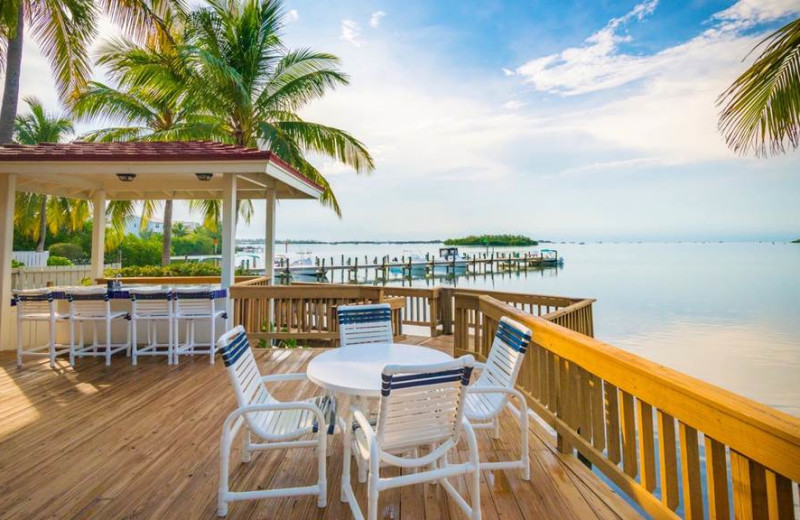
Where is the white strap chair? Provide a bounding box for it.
[173,287,227,364]
[343,356,481,520]
[14,288,68,368]
[464,316,532,480]
[337,303,393,347]
[67,286,131,367]
[216,326,336,517]
[129,287,173,365]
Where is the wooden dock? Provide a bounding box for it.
[272,251,562,282]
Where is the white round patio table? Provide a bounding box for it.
[307,342,453,503]
[307,343,453,397]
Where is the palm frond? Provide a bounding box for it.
[27,0,97,102]
[270,119,374,174]
[14,97,74,143]
[718,17,800,157]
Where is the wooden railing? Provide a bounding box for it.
[454,293,800,520]
[230,283,404,345]
[381,286,593,338]
[95,275,266,285]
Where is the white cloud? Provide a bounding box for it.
[713,0,800,30]
[515,0,659,96]
[285,9,299,23]
[369,11,386,29]
[501,68,515,77]
[502,100,527,110]
[340,19,362,46]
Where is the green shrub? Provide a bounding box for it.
[104,261,221,278]
[11,259,24,268]
[49,242,84,262]
[118,234,162,266]
[47,255,73,266]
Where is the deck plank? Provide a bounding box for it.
[0,336,639,520]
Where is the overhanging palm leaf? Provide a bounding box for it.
[718,17,800,157]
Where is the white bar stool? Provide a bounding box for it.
[67,286,131,367]
[173,287,227,364]
[14,288,69,368]
[129,287,174,365]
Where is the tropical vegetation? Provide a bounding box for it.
[718,16,800,156]
[0,0,178,143]
[444,234,539,247]
[105,262,222,278]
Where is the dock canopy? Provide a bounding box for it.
[0,140,323,340]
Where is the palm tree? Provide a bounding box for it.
[185,0,374,215]
[73,27,203,266]
[13,98,74,251]
[0,0,181,144]
[718,17,800,157]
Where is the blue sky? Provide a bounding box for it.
[7,0,800,241]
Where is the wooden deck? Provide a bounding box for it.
[0,335,639,520]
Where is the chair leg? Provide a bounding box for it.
[105,319,112,366]
[168,316,174,365]
[210,317,216,364]
[69,320,76,367]
[316,430,327,507]
[241,428,252,463]
[48,317,57,368]
[520,404,530,481]
[341,415,353,503]
[464,425,482,520]
[131,318,138,366]
[16,319,23,368]
[218,420,233,517]
[492,418,500,439]
[367,455,380,520]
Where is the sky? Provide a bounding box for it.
[6,0,800,241]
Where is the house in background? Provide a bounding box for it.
[124,216,200,237]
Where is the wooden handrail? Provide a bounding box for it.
[455,293,800,519]
[95,275,265,285]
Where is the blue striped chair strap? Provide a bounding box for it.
[338,308,391,324]
[496,321,531,353]
[15,293,52,302]
[220,331,250,367]
[68,293,109,302]
[380,366,473,396]
[175,291,213,300]
[130,292,172,301]
[310,395,337,435]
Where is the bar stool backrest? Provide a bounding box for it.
[66,286,111,317]
[174,287,215,316]
[129,287,173,317]
[14,288,55,317]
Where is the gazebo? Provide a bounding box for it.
[0,141,323,342]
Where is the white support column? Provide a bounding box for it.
[221,173,237,294]
[265,189,276,284]
[90,190,106,281]
[0,174,16,348]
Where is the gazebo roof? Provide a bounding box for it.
[0,141,323,200]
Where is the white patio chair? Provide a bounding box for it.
[173,287,227,364]
[337,303,393,347]
[216,326,336,517]
[14,288,68,368]
[67,286,131,367]
[343,356,481,520]
[129,287,173,365]
[464,316,532,480]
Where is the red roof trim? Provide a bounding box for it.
[0,141,323,193]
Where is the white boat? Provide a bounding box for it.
[434,247,468,275]
[388,250,428,275]
[289,251,319,278]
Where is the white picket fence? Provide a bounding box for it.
[12,251,50,267]
[11,264,121,291]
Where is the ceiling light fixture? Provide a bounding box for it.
[196,172,213,181]
[116,173,136,182]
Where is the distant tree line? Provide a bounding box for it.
[444,234,539,247]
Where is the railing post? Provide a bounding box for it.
[440,287,453,335]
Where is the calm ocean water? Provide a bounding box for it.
[264,241,800,417]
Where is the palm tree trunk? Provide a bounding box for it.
[161,199,173,266]
[0,15,24,144]
[35,196,47,252]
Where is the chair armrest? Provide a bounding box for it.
[352,408,376,447]
[260,372,308,383]
[468,385,528,411]
[222,402,327,438]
